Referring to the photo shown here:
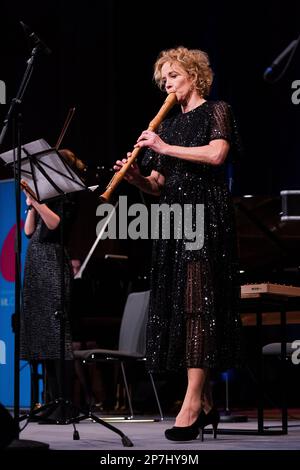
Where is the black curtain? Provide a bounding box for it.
[1,0,300,195]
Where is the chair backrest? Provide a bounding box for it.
[262,342,293,356]
[118,290,150,355]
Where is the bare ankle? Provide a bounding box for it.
[175,402,202,426]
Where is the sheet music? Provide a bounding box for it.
[0,139,86,202]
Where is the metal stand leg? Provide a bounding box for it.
[256,308,264,434]
[149,372,164,421]
[219,371,248,423]
[280,307,288,433]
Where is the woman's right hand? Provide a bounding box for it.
[113,153,142,184]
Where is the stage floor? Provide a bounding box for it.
[7,416,300,451]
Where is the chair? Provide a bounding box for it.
[73,290,163,420]
[262,342,294,356]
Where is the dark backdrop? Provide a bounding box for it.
[1,0,300,195]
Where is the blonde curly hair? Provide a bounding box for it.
[154,46,213,98]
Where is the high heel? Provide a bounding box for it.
[164,407,220,442]
[198,407,220,439]
[165,413,204,441]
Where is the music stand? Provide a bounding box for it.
[0,138,86,201]
[0,141,133,447]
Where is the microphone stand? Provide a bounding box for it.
[263,34,300,83]
[1,30,133,450]
[0,44,49,449]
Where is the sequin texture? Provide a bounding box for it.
[20,201,74,361]
[142,100,241,372]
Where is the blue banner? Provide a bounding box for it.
[0,180,30,407]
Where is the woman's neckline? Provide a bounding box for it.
[181,100,208,115]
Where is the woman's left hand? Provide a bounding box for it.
[135,130,168,154]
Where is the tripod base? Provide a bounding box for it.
[20,399,76,424]
[19,399,134,447]
[29,400,79,424]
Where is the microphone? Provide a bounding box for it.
[20,21,52,55]
[263,39,298,81]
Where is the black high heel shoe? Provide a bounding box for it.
[164,413,204,442]
[198,407,220,439]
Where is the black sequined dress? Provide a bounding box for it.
[142,100,241,373]
[20,201,73,361]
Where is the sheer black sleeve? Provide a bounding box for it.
[209,101,243,161]
[208,101,234,142]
